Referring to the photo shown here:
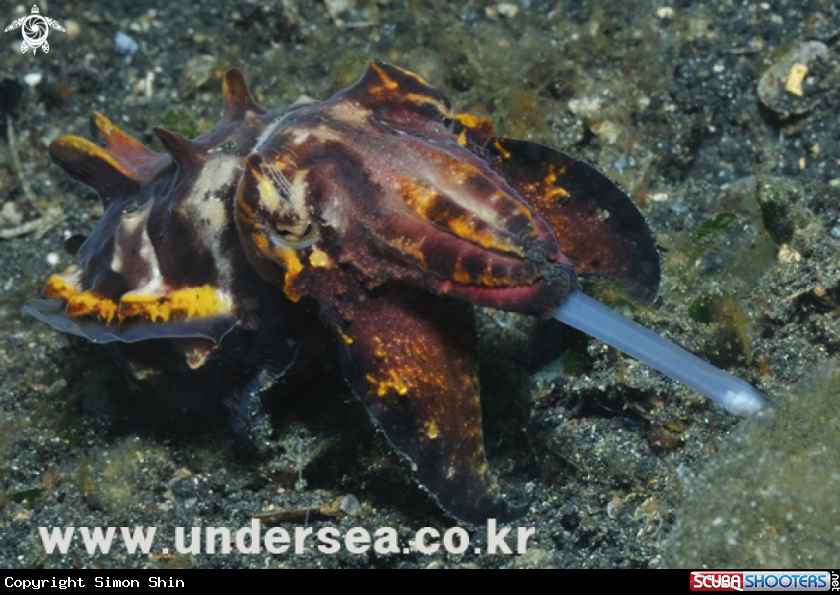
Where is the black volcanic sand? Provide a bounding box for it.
[0,0,838,568]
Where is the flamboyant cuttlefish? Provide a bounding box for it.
[25,60,767,524]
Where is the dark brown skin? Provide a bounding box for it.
[27,60,659,524]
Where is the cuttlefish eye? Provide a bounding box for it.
[239,151,321,251]
[272,216,319,249]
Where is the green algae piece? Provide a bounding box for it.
[664,362,840,568]
[687,289,751,361]
[162,107,199,139]
[681,212,738,272]
[693,212,737,240]
[688,293,714,324]
[563,342,592,376]
[7,488,44,506]
[755,179,795,245]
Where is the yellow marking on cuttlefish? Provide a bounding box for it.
[66,292,119,324]
[170,286,229,319]
[47,269,229,324]
[455,113,482,129]
[53,136,137,181]
[547,186,568,200]
[250,161,284,215]
[236,192,257,222]
[249,231,269,255]
[454,112,496,144]
[43,272,81,300]
[90,109,151,156]
[90,110,117,137]
[451,259,472,284]
[452,259,520,288]
[308,246,331,268]
[272,245,305,301]
[249,224,305,300]
[544,166,569,200]
[400,179,525,256]
[118,294,171,322]
[425,420,439,440]
[454,114,480,146]
[387,63,434,87]
[335,327,354,346]
[369,60,438,91]
[222,72,238,103]
[480,268,522,288]
[401,181,438,217]
[369,60,400,91]
[403,92,453,117]
[117,286,229,323]
[447,216,523,256]
[366,369,413,398]
[395,238,427,268]
[493,138,511,160]
[366,62,451,116]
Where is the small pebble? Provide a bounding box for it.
[339,494,362,517]
[497,2,519,18]
[777,244,801,264]
[758,41,827,115]
[784,63,808,97]
[115,32,138,54]
[0,202,23,227]
[64,19,81,38]
[23,73,42,87]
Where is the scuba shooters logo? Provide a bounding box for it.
[691,571,834,591]
[4,4,65,55]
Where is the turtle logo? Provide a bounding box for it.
[4,5,65,55]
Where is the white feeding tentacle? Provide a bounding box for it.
[552,291,769,417]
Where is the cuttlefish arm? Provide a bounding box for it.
[329,286,526,524]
